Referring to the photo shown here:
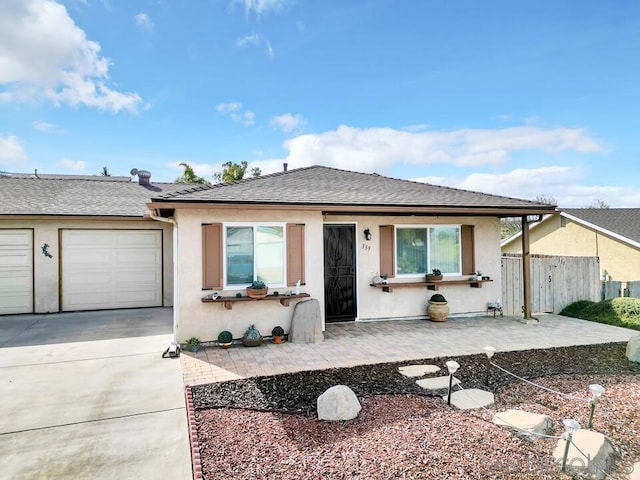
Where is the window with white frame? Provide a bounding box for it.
[396,225,461,276]
[225,224,285,286]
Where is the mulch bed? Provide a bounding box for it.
[192,343,640,479]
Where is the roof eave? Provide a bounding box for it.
[147,200,557,217]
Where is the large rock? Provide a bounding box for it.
[289,298,323,344]
[627,334,640,363]
[493,409,553,437]
[553,429,614,480]
[317,385,361,421]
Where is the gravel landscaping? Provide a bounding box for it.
[192,343,639,479]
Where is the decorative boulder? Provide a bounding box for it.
[626,334,640,363]
[493,409,553,436]
[289,298,323,344]
[317,385,361,421]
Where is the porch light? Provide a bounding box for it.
[588,384,605,429]
[561,418,580,472]
[445,360,459,406]
[364,228,372,241]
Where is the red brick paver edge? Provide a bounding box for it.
[185,386,203,480]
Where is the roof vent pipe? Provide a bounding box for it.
[283,162,288,172]
[130,168,152,186]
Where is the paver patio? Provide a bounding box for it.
[180,313,637,385]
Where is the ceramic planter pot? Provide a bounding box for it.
[246,287,268,299]
[272,336,285,344]
[242,337,264,347]
[426,274,443,282]
[427,301,449,322]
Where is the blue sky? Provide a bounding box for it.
[1,0,639,207]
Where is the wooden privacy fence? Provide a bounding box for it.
[602,280,640,299]
[501,254,601,315]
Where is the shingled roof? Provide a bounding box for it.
[563,208,640,245]
[151,165,556,214]
[0,173,184,217]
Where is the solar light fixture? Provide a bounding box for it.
[484,346,496,358]
[484,346,496,386]
[445,360,459,405]
[561,419,580,472]
[588,384,605,429]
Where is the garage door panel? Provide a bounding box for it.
[116,231,162,247]
[0,229,33,315]
[114,250,162,268]
[61,230,162,311]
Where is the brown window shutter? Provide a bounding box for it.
[379,225,395,278]
[287,223,305,286]
[461,225,475,275]
[202,223,223,289]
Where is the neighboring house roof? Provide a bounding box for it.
[501,208,640,249]
[0,173,184,217]
[150,165,556,215]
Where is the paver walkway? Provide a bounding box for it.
[181,313,637,385]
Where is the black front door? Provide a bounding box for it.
[323,224,357,322]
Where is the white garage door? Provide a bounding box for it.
[0,229,34,315]
[61,230,162,311]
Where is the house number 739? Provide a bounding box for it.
[362,243,371,251]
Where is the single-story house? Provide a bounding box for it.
[0,170,180,315]
[147,165,557,342]
[501,208,640,282]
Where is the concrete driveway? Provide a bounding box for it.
[0,308,191,480]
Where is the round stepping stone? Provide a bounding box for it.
[493,409,553,436]
[398,364,441,378]
[552,429,614,480]
[416,376,460,391]
[444,388,494,410]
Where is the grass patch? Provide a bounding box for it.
[560,297,640,330]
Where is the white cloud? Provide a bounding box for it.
[32,120,57,132]
[216,101,255,126]
[231,110,255,126]
[295,20,306,33]
[231,0,293,16]
[412,166,640,208]
[270,113,306,132]
[235,32,274,57]
[236,33,261,47]
[57,157,86,171]
[0,0,142,113]
[275,125,603,173]
[215,101,242,113]
[0,134,28,166]
[134,12,154,32]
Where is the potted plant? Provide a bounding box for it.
[246,279,268,299]
[426,268,443,282]
[217,330,233,349]
[242,324,264,346]
[427,293,449,322]
[186,337,201,352]
[271,325,285,344]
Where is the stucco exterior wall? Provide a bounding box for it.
[0,218,174,312]
[174,208,325,343]
[175,209,503,343]
[348,214,502,321]
[502,216,640,281]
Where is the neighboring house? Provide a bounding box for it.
[147,165,556,342]
[0,171,181,315]
[501,208,640,281]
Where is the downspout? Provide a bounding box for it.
[149,210,180,356]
